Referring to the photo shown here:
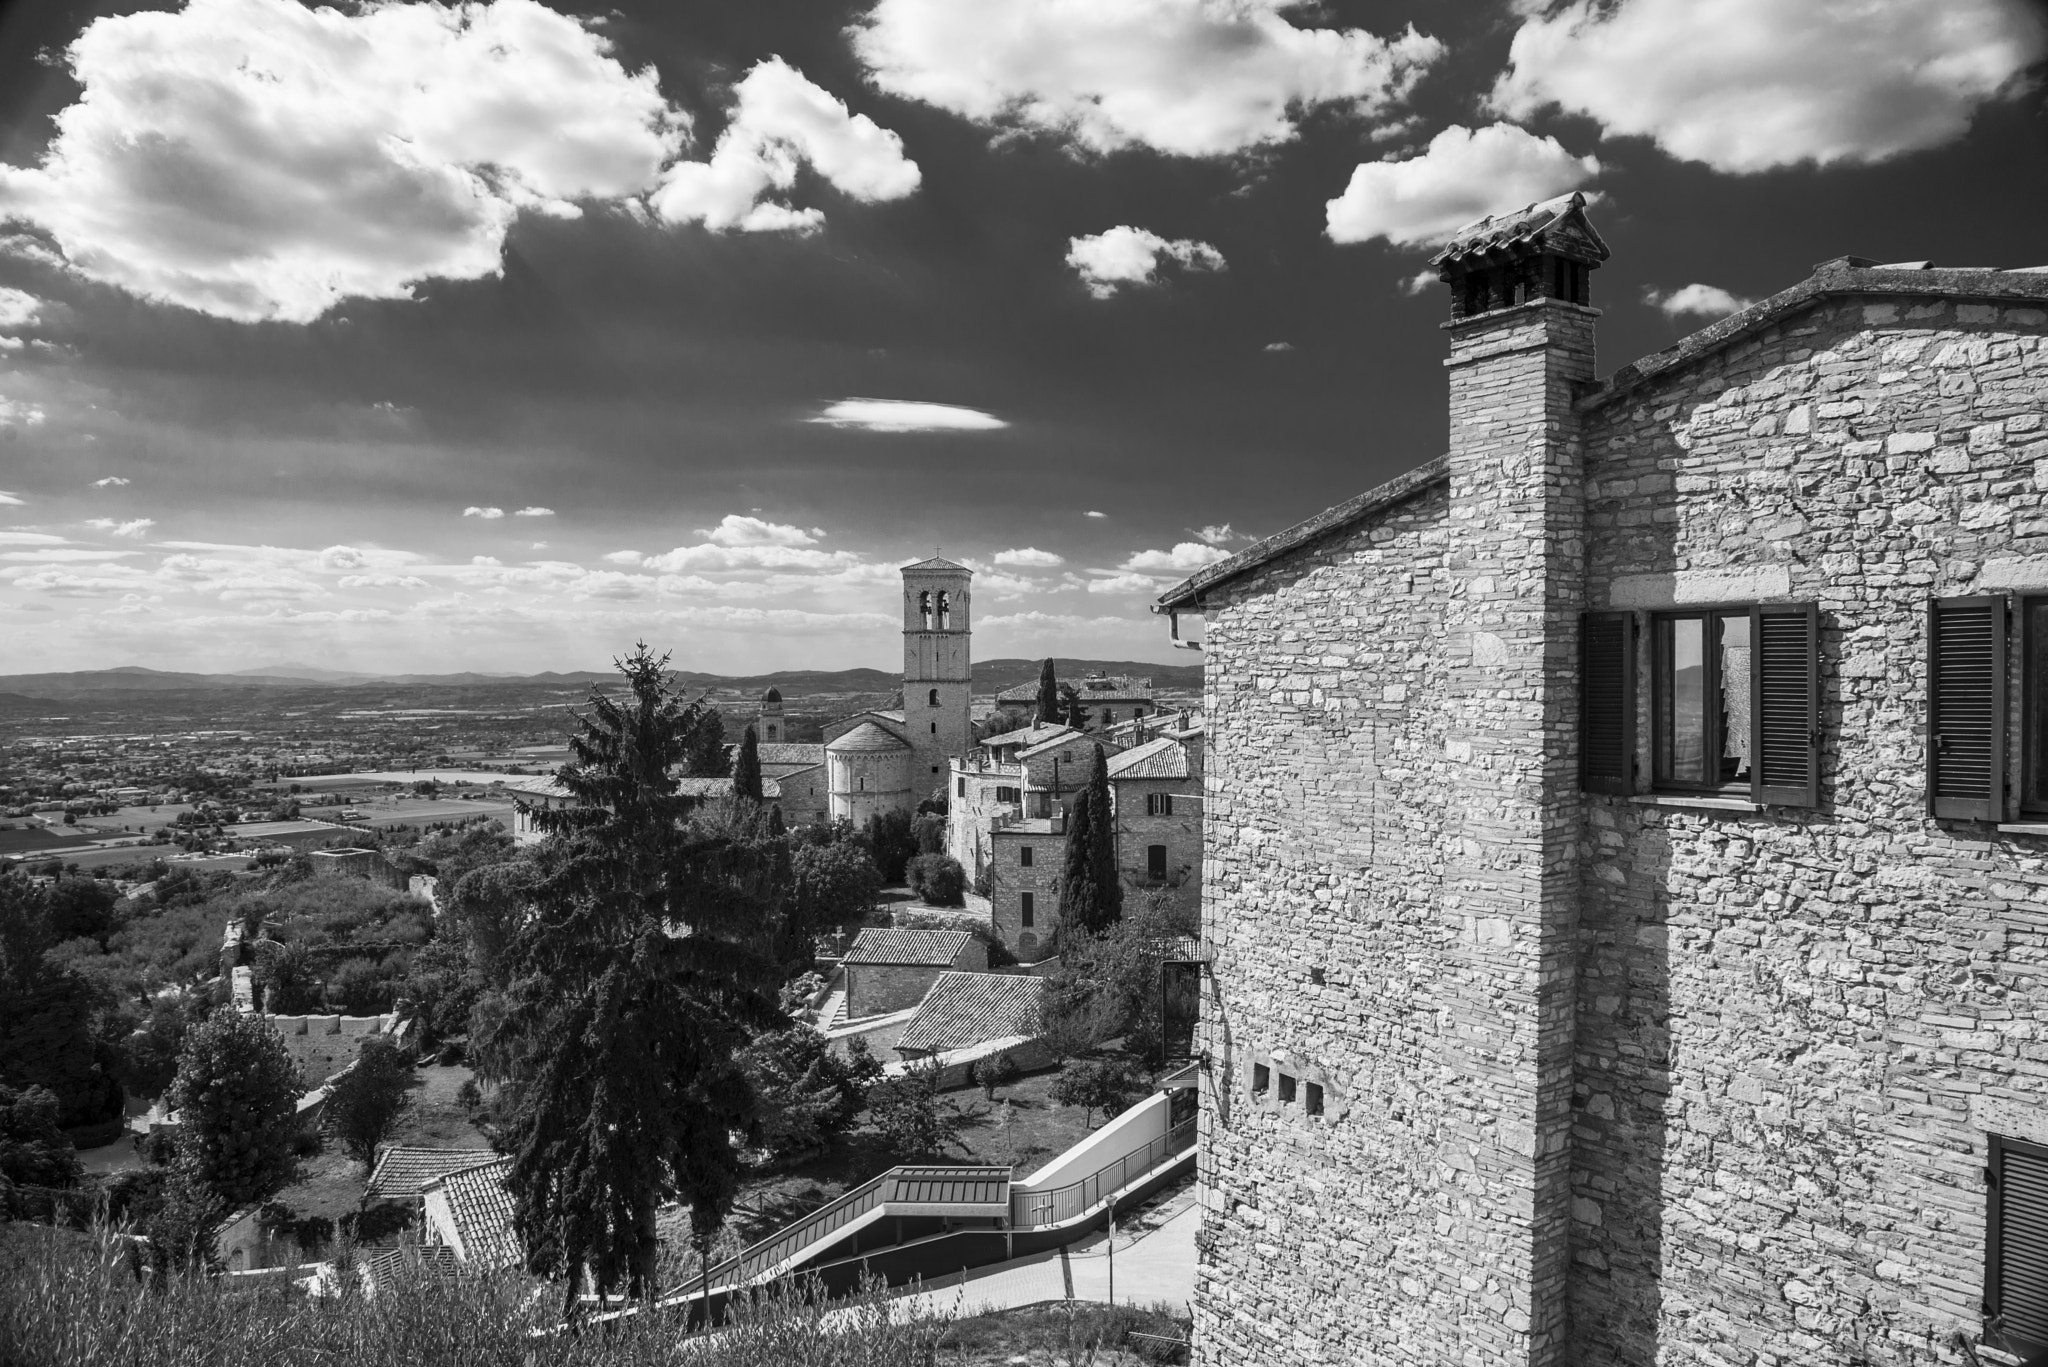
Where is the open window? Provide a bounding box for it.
[1634,602,1819,807]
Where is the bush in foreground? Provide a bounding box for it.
[0,1223,951,1367]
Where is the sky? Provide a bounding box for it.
[0,0,2043,677]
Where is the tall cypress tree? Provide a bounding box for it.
[478,643,782,1311]
[731,724,763,801]
[1057,787,1099,946]
[1083,744,1120,928]
[1034,658,1060,726]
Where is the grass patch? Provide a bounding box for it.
[935,1299,1191,1365]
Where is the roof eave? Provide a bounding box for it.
[1154,454,1450,609]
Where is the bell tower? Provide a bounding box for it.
[901,555,973,797]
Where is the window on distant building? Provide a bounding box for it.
[1020,891,1033,927]
[1252,1064,1269,1095]
[918,590,931,629]
[1147,845,1167,881]
[1305,1082,1324,1117]
[857,777,866,791]
[1582,604,1818,806]
[1019,845,1033,867]
[958,776,966,797]
[1146,793,1173,816]
[930,722,937,734]
[937,591,951,629]
[1277,1073,1296,1105]
[929,688,940,706]
[1986,1134,2048,1362]
[1101,709,1114,726]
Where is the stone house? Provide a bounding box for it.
[894,970,1050,1078]
[986,814,1064,957]
[841,927,988,1019]
[1106,729,1203,899]
[946,724,1118,886]
[994,672,1158,733]
[1155,193,2048,1367]
[420,1156,520,1271]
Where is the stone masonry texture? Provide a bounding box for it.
[1188,278,2048,1367]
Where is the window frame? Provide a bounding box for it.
[1649,604,1754,796]
[1019,845,1032,868]
[1019,891,1033,927]
[1146,844,1168,881]
[1986,1132,2048,1360]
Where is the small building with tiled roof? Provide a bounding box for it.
[895,971,1047,1059]
[365,1146,502,1205]
[420,1156,521,1271]
[825,720,912,825]
[843,926,987,1019]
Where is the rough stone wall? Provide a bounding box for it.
[1191,478,1461,1365]
[1112,776,1202,896]
[1570,295,2048,1366]
[845,963,947,1019]
[827,749,911,825]
[989,826,1061,955]
[947,764,1024,875]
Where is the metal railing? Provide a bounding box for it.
[1010,1115,1196,1228]
[697,1170,892,1291]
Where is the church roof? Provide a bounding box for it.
[761,686,782,703]
[901,556,971,573]
[826,721,911,753]
[1429,190,1609,270]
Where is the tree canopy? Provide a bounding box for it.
[731,725,763,801]
[1034,658,1060,726]
[1057,748,1122,939]
[476,643,784,1308]
[325,1036,414,1168]
[166,1009,303,1212]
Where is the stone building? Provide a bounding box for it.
[1156,193,2048,1367]
[824,720,912,825]
[986,813,1063,957]
[841,926,988,1019]
[1106,727,1203,897]
[994,671,1159,733]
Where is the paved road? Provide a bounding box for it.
[890,1197,1197,1321]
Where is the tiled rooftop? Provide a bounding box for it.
[1106,736,1192,781]
[366,1146,501,1202]
[425,1156,520,1270]
[844,927,974,966]
[897,972,1046,1054]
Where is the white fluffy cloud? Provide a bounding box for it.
[1193,524,1245,545]
[85,518,155,537]
[464,506,506,520]
[0,287,38,347]
[602,549,644,565]
[0,532,66,545]
[1086,571,1162,596]
[1262,341,1294,352]
[698,515,819,548]
[512,506,554,518]
[1085,510,1108,519]
[1121,542,1231,573]
[1066,227,1225,299]
[852,0,1442,157]
[0,0,686,324]
[994,547,1064,567]
[1645,284,1757,320]
[650,57,920,233]
[1326,123,1601,247]
[811,399,1008,432]
[92,476,130,488]
[0,398,46,427]
[1489,0,2047,173]
[0,491,24,505]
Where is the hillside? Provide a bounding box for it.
[0,659,1201,700]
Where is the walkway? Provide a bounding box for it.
[889,1189,1198,1319]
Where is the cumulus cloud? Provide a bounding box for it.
[0,548,138,563]
[811,399,1008,432]
[1326,123,1601,247]
[650,57,919,233]
[0,234,64,268]
[1644,283,1757,319]
[84,518,155,537]
[698,515,819,547]
[337,573,431,590]
[0,398,46,427]
[512,506,554,518]
[464,506,506,520]
[1086,571,1162,595]
[0,532,67,545]
[1066,227,1225,299]
[1488,0,2047,174]
[1263,341,1294,352]
[1121,542,1231,573]
[92,476,130,488]
[1193,524,1246,546]
[852,0,1443,157]
[1085,510,1108,519]
[0,286,38,347]
[0,491,24,506]
[994,547,1064,567]
[602,549,645,565]
[1402,269,1437,296]
[0,0,690,324]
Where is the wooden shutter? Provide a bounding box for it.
[1928,596,2008,821]
[1580,611,1636,794]
[1751,603,1820,808]
[1988,1135,2048,1358]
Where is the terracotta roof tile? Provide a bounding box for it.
[897,973,1046,1054]
[424,1157,519,1270]
[845,927,973,966]
[366,1146,500,1201]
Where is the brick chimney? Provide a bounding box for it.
[1430,191,1604,1367]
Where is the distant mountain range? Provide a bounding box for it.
[0,658,1204,701]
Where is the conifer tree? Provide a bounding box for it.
[681,707,729,777]
[1057,746,1122,938]
[1034,658,1060,726]
[166,1009,302,1213]
[477,644,783,1312]
[732,725,763,801]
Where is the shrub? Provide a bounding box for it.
[865,1065,967,1161]
[905,854,966,908]
[0,1083,82,1187]
[324,1036,414,1168]
[968,1051,1021,1101]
